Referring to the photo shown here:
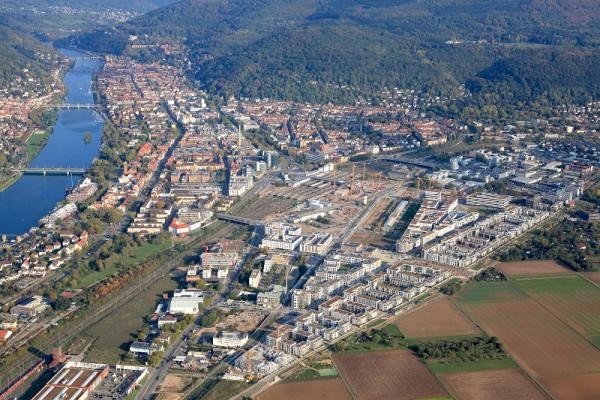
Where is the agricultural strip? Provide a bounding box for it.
[514,275,600,336]
[396,297,480,338]
[539,374,600,400]
[439,368,550,400]
[256,378,352,400]
[333,350,449,400]
[495,260,571,277]
[458,297,600,377]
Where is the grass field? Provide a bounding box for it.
[514,275,600,336]
[26,130,50,162]
[78,263,120,288]
[334,324,406,353]
[202,380,250,400]
[457,281,526,304]
[83,274,178,364]
[77,239,172,288]
[396,297,481,338]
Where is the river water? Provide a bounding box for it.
[0,49,103,236]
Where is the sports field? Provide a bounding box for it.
[396,297,480,338]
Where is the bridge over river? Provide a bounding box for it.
[12,167,87,176]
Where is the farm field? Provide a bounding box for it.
[459,298,600,377]
[427,358,517,375]
[495,260,571,277]
[257,378,352,400]
[438,368,550,400]
[396,297,480,338]
[333,350,449,400]
[514,275,600,336]
[456,280,527,304]
[539,373,600,400]
[583,271,600,284]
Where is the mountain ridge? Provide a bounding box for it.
[64,0,600,111]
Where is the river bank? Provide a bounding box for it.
[0,63,69,192]
[0,49,104,236]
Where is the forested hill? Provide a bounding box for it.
[0,23,53,91]
[2,0,179,13]
[65,0,600,111]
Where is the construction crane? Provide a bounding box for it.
[332,164,337,194]
[362,162,367,186]
[351,164,356,195]
[371,172,383,191]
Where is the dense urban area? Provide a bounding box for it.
[0,1,599,400]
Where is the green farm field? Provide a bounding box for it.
[514,275,600,336]
[456,281,527,304]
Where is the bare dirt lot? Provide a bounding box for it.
[459,299,600,377]
[396,297,481,338]
[439,368,550,400]
[157,374,195,399]
[540,373,600,400]
[333,350,449,400]
[216,310,266,332]
[257,378,352,400]
[348,230,394,249]
[495,260,571,277]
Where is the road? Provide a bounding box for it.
[134,217,264,399]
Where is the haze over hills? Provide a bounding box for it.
[55,0,600,115]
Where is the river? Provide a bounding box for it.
[0,49,103,237]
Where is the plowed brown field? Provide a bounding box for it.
[460,299,600,377]
[495,260,570,277]
[396,297,480,338]
[333,350,448,400]
[257,378,352,400]
[439,368,550,400]
[540,373,600,400]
